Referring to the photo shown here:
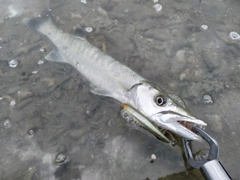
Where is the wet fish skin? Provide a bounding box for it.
[28,17,144,103]
[28,16,207,141]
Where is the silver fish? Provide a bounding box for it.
[28,16,207,141]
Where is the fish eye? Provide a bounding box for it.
[155,95,166,106]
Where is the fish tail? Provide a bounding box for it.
[27,12,55,34]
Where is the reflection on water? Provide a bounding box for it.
[0,0,240,179]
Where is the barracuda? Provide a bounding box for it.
[28,16,207,142]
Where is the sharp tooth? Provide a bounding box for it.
[189,122,193,129]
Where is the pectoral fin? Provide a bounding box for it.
[45,49,66,63]
[91,87,112,97]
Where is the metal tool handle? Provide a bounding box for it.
[200,159,231,180]
[183,127,232,180]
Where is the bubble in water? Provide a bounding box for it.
[151,154,157,160]
[38,60,44,65]
[201,25,208,30]
[229,31,240,40]
[150,153,157,163]
[55,153,67,163]
[10,99,16,107]
[85,27,93,33]
[28,129,34,136]
[153,4,162,12]
[81,0,87,4]
[153,0,158,3]
[39,48,46,52]
[4,119,11,128]
[8,59,19,68]
[202,94,213,104]
[32,70,38,74]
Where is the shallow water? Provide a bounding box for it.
[0,0,240,179]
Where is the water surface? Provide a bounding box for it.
[0,0,240,179]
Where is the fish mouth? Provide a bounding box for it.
[121,104,207,142]
[178,120,205,131]
[176,119,207,140]
[153,113,207,141]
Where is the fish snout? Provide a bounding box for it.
[153,113,207,141]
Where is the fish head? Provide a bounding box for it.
[128,81,207,141]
